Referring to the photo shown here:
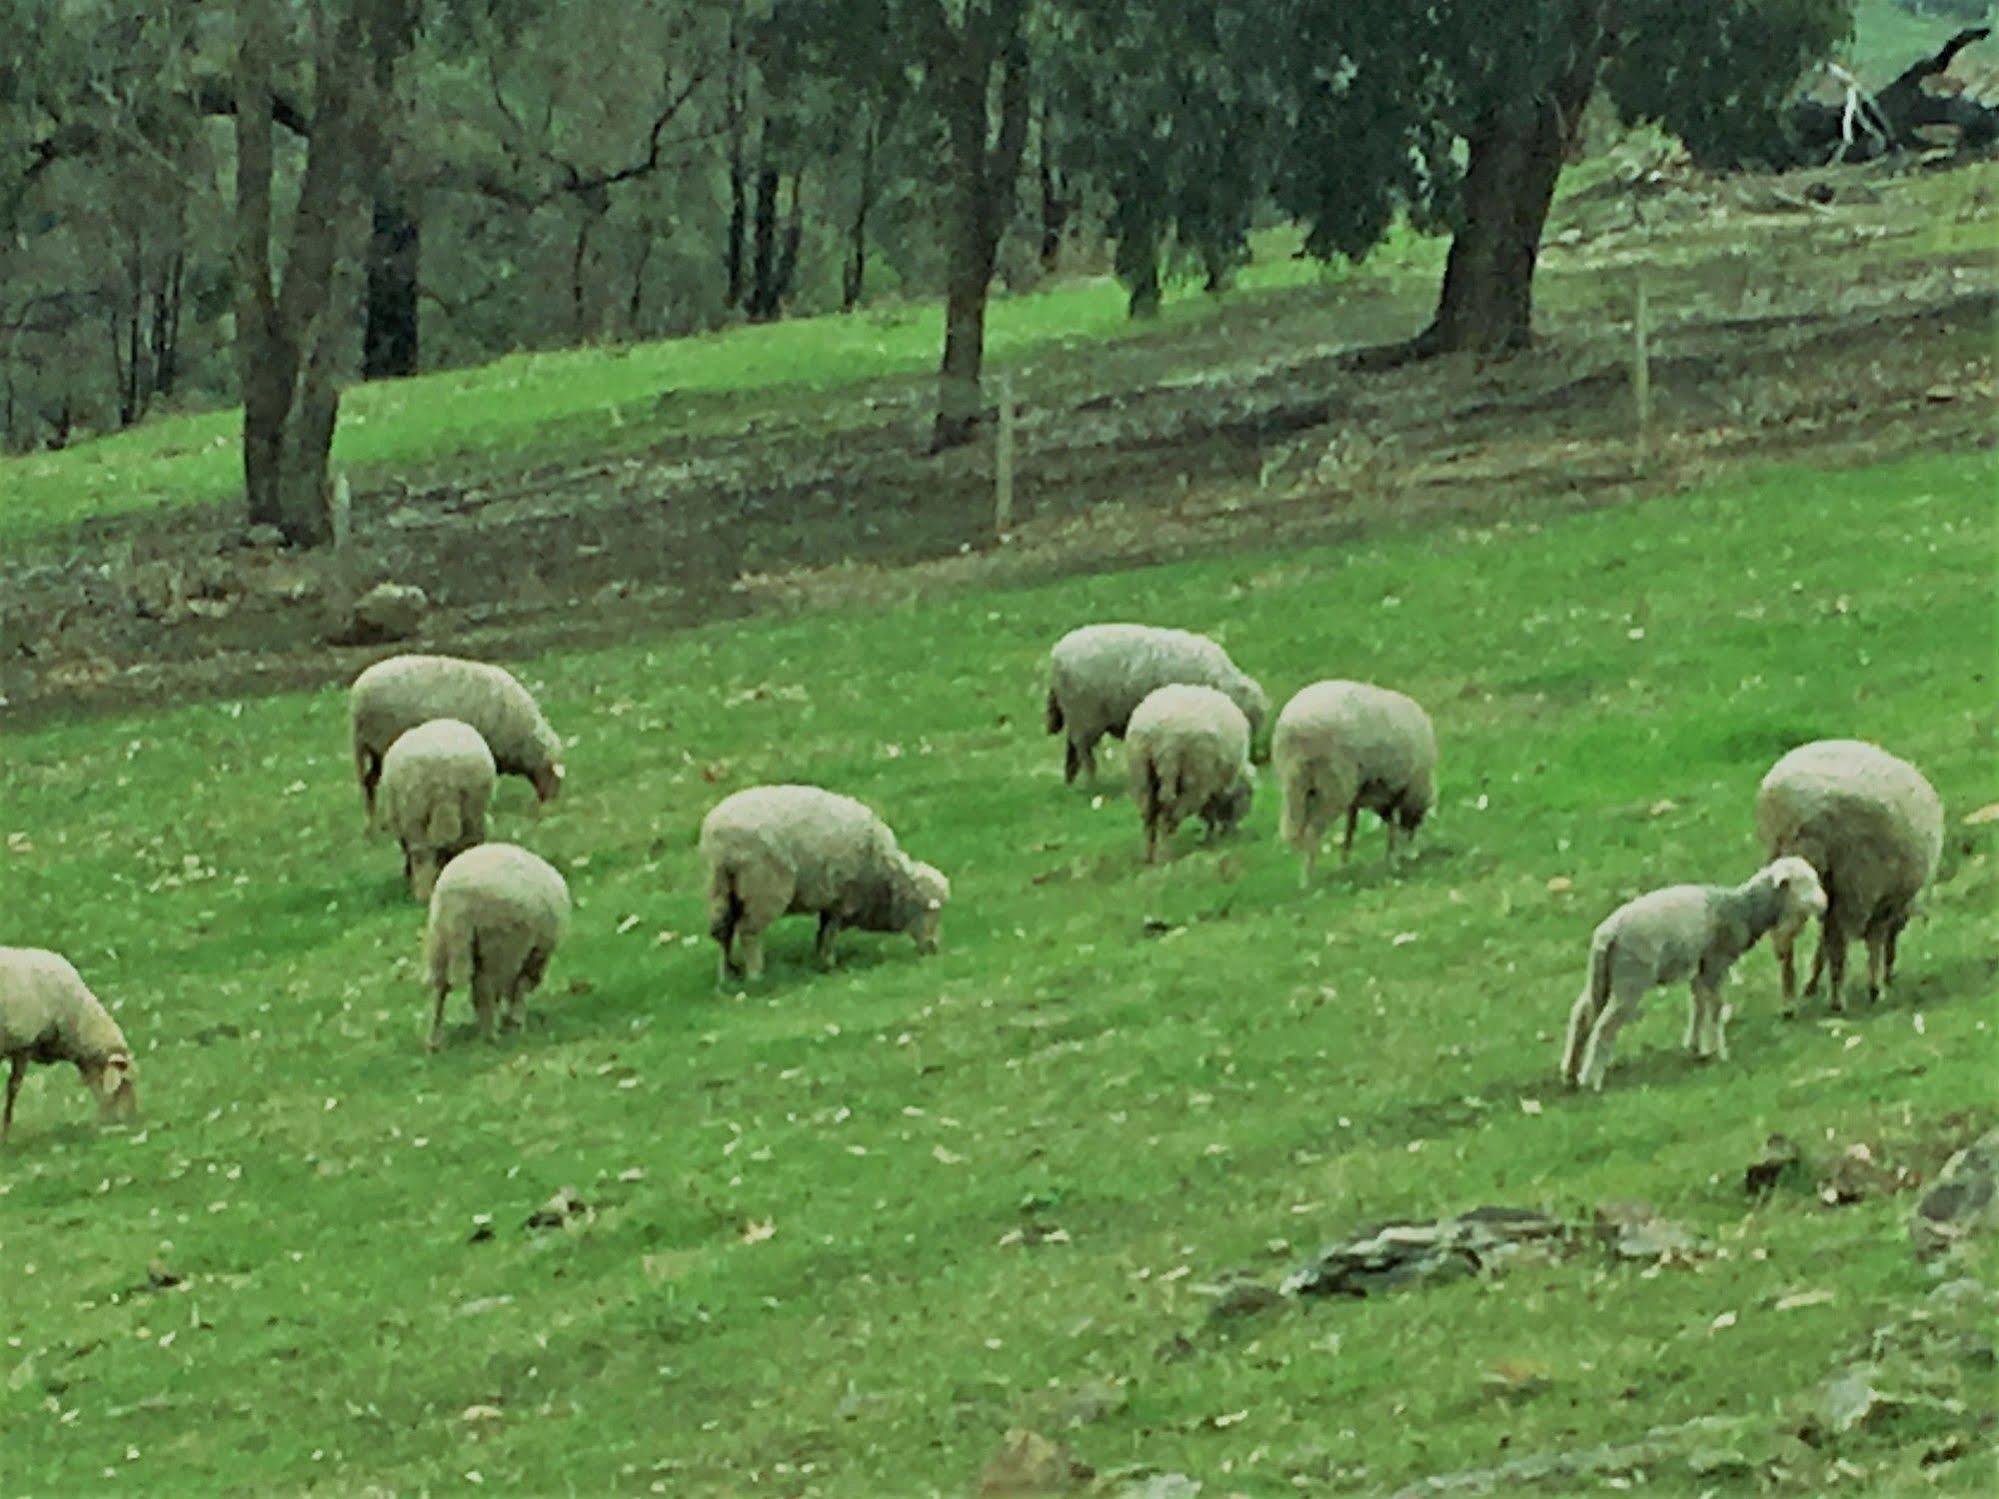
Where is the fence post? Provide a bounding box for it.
[1632,277,1652,473]
[994,379,1015,540]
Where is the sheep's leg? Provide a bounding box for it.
[1682,987,1703,1054]
[1802,917,1829,1000]
[1773,927,1798,1011]
[1884,922,1903,989]
[1562,992,1598,1086]
[1576,992,1635,1092]
[1299,840,1317,891]
[1340,806,1359,863]
[470,964,500,1042]
[1821,929,1847,1014]
[1690,981,1728,1060]
[740,931,766,982]
[1863,929,1888,1006]
[1708,990,1731,1062]
[426,982,449,1052]
[815,913,841,969]
[1063,737,1082,785]
[3,1054,25,1141]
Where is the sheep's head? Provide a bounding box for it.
[1763,855,1827,937]
[1206,766,1256,834]
[83,1051,138,1123]
[407,844,446,904]
[900,861,951,954]
[1233,676,1271,745]
[532,759,566,804]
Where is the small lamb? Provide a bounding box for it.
[1561,858,1827,1091]
[700,784,949,984]
[1272,680,1436,886]
[1045,624,1268,784]
[1755,739,1944,1012]
[374,718,497,901]
[2,947,138,1141]
[423,843,570,1050]
[1125,684,1256,862]
[350,654,564,817]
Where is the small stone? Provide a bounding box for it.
[342,581,428,644]
[242,524,286,550]
[1745,1133,1805,1197]
[1911,1129,1999,1259]
[975,1428,1092,1495]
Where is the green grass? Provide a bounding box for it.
[4,449,1994,1495]
[0,224,1437,546]
[1849,0,1995,78]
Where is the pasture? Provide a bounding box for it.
[3,448,1993,1495]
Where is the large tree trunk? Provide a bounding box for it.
[723,20,749,309]
[362,185,420,377]
[1037,98,1068,272]
[927,4,1032,453]
[842,110,877,311]
[1416,21,1605,357]
[745,157,781,321]
[235,0,373,547]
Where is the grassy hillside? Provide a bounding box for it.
[3,449,1993,1495]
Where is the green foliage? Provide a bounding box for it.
[3,450,1992,1491]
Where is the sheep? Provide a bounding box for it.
[1561,858,1827,1091]
[350,654,563,818]
[700,784,949,984]
[1044,624,1268,785]
[1125,684,1256,862]
[1754,739,1944,1012]
[374,718,497,902]
[422,843,570,1050]
[1272,680,1436,886]
[2,947,138,1142]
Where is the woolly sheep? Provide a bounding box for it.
[1272,680,1436,886]
[1754,739,1944,1012]
[350,654,564,817]
[1561,857,1827,1091]
[423,843,570,1050]
[374,718,497,902]
[1044,624,1268,784]
[2,947,138,1141]
[700,784,949,984]
[1125,684,1256,862]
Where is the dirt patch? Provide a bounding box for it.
[3,165,1993,728]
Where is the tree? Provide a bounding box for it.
[234,0,384,545]
[1264,0,1851,358]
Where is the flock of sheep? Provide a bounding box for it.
[0,623,1948,1140]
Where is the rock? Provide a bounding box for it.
[1119,1476,1201,1499]
[1910,1128,1999,1259]
[1203,1275,1283,1320]
[144,1260,184,1290]
[340,581,427,644]
[1745,1133,1806,1197]
[1593,1200,1703,1262]
[1282,1205,1567,1298]
[1811,1364,1899,1437]
[524,1187,587,1230]
[974,1428,1092,1495]
[241,524,286,550]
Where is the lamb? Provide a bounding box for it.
[1125,684,1256,862]
[1561,858,1827,1091]
[1271,680,1437,886]
[700,784,949,984]
[350,654,563,817]
[1044,624,1268,784]
[2,947,138,1141]
[422,843,570,1050]
[1754,739,1944,1012]
[374,718,497,902]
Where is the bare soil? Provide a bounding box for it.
[3,160,1993,729]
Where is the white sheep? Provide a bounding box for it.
[1755,739,1944,1012]
[1561,858,1827,1091]
[1272,680,1436,886]
[2,947,138,1141]
[374,718,497,902]
[1125,684,1256,862]
[1045,624,1268,784]
[350,654,564,818]
[423,843,570,1050]
[700,785,949,984]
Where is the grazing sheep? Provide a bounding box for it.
[1272,680,1436,886]
[1125,684,1256,862]
[1045,624,1268,784]
[374,718,497,902]
[350,654,563,817]
[423,843,570,1050]
[701,784,949,984]
[2,948,138,1141]
[1755,739,1944,1012]
[1561,858,1827,1091]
